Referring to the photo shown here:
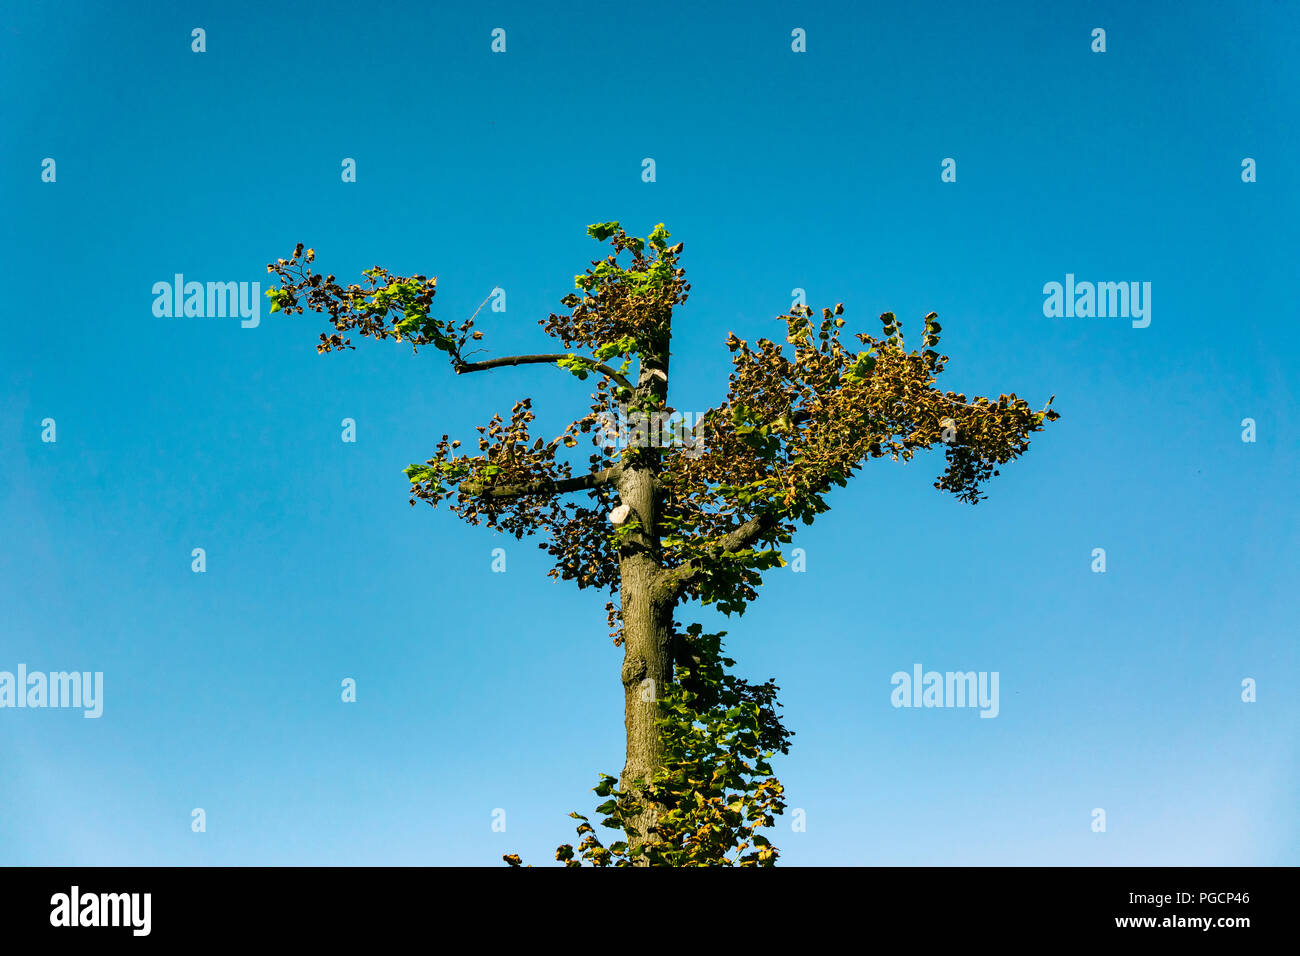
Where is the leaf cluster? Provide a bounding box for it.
[506,625,792,867]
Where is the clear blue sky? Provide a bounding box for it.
[2,0,1295,865]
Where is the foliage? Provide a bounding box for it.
[266,244,473,357]
[505,625,791,867]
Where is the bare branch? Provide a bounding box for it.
[456,353,634,390]
[459,466,619,500]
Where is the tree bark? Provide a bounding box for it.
[615,499,673,854]
[615,349,672,858]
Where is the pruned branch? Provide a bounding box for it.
[460,466,619,500]
[457,353,634,390]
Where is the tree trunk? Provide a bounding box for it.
[617,576,672,853]
[616,352,672,858]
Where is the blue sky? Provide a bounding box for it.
[1,0,1295,865]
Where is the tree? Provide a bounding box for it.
[266,223,1059,865]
